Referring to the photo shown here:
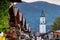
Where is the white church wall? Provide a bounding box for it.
[39,25,46,33]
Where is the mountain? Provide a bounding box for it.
[14,1,60,31]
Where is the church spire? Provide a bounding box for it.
[39,10,46,33]
[40,10,45,17]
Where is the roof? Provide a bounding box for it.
[40,10,45,17]
[14,7,18,16]
[54,30,60,32]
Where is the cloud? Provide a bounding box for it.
[22,0,34,2]
[22,0,43,2]
[44,0,60,5]
[22,0,60,5]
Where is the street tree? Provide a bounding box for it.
[50,16,60,31]
[0,0,11,32]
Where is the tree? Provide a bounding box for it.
[50,16,60,31]
[0,0,11,32]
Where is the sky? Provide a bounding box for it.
[22,0,60,5]
[14,0,60,31]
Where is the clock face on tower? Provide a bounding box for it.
[40,17,45,24]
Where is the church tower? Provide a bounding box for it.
[39,10,46,33]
